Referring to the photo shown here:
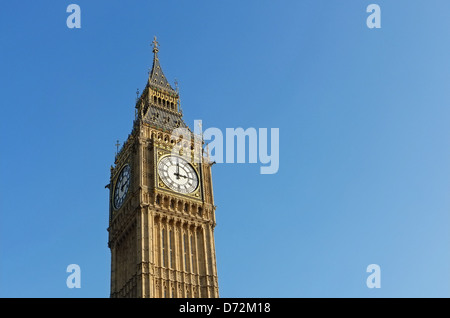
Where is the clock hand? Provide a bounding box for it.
[174,163,180,179]
[121,179,128,191]
[174,172,187,179]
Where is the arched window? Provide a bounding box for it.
[163,197,169,208]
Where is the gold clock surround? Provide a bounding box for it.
[156,152,202,199]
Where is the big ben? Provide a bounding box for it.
[107,37,219,298]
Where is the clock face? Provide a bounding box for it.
[114,164,131,210]
[158,156,199,194]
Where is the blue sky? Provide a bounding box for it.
[1,1,449,297]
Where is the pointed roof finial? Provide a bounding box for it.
[152,36,159,54]
[115,140,120,155]
[147,36,177,95]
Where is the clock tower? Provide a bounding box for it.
[107,37,219,298]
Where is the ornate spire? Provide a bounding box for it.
[137,36,187,132]
[148,36,177,95]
